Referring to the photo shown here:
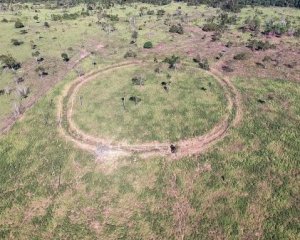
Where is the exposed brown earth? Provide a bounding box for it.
[57,60,242,160]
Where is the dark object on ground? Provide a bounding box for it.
[0,54,21,70]
[222,65,234,72]
[20,30,28,34]
[15,77,24,84]
[256,62,266,69]
[257,99,266,104]
[0,89,4,95]
[37,57,44,63]
[163,55,180,69]
[61,53,70,62]
[170,144,177,153]
[201,87,207,91]
[129,96,141,105]
[11,39,24,46]
[132,76,144,86]
[15,19,24,28]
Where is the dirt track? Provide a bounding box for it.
[57,61,242,160]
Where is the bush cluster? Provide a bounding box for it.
[169,24,184,34]
[0,54,21,70]
[247,39,275,51]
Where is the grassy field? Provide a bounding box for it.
[0,70,299,239]
[72,64,227,143]
[0,2,299,239]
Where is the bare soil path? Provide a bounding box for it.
[57,61,243,160]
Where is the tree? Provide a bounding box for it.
[143,41,153,49]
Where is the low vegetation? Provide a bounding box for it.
[0,1,299,239]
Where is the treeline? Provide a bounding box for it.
[183,0,300,9]
[1,0,300,9]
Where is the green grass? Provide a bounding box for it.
[73,64,227,143]
[0,2,299,239]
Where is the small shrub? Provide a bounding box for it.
[0,54,21,70]
[256,62,266,69]
[202,23,220,32]
[132,76,144,86]
[1,18,8,23]
[61,53,69,62]
[63,13,80,20]
[124,50,137,58]
[33,15,39,21]
[226,41,233,47]
[244,15,261,32]
[247,39,275,51]
[147,10,155,15]
[222,65,234,72]
[129,96,141,105]
[169,24,184,34]
[193,55,210,70]
[11,39,24,46]
[104,14,119,21]
[17,86,30,98]
[233,52,249,60]
[143,41,153,49]
[262,56,272,62]
[44,22,50,28]
[132,31,138,39]
[163,55,180,69]
[51,14,62,21]
[20,29,28,34]
[211,32,222,42]
[294,28,300,37]
[157,9,165,16]
[15,19,24,28]
[35,66,48,77]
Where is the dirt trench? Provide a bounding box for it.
[57,61,242,160]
